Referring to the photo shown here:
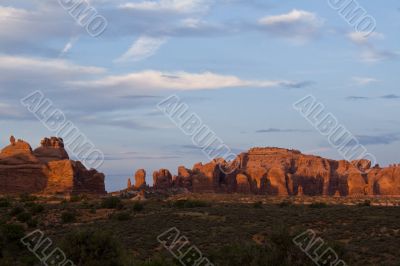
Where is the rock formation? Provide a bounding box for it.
[134,169,146,189]
[33,137,69,163]
[0,136,106,195]
[142,147,400,196]
[127,178,132,189]
[153,169,172,189]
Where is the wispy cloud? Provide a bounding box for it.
[345,95,400,101]
[115,35,168,63]
[380,94,400,99]
[346,96,371,101]
[346,31,398,63]
[72,70,304,93]
[258,9,324,42]
[347,31,384,45]
[352,76,378,86]
[118,0,212,14]
[256,128,311,133]
[355,134,400,146]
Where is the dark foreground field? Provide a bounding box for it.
[0,193,399,266]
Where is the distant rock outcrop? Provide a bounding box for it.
[134,169,146,189]
[0,136,106,195]
[153,169,172,189]
[140,147,400,196]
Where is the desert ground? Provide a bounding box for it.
[1,193,399,266]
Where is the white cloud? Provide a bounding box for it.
[0,55,106,92]
[347,31,384,45]
[352,76,378,86]
[119,0,211,14]
[72,70,296,93]
[114,35,167,63]
[0,55,105,75]
[360,48,399,63]
[258,10,324,41]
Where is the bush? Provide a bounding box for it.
[135,256,178,266]
[210,226,313,266]
[0,197,11,208]
[278,200,293,208]
[61,211,77,223]
[60,229,126,266]
[16,212,32,223]
[114,211,131,221]
[10,206,24,216]
[358,200,371,207]
[101,197,123,209]
[0,223,25,242]
[70,194,88,203]
[309,202,328,208]
[132,202,144,212]
[253,201,263,208]
[27,218,38,228]
[29,203,44,215]
[173,199,210,208]
[19,193,37,202]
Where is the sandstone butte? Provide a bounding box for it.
[2,136,400,197]
[0,136,106,195]
[132,147,400,197]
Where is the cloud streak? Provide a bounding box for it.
[258,9,324,42]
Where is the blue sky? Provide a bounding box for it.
[0,0,399,191]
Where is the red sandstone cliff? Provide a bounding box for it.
[151,147,400,196]
[0,136,106,195]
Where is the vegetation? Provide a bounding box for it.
[0,194,399,265]
[172,199,211,208]
[61,211,77,223]
[101,197,123,209]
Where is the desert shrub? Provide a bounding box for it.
[210,226,313,266]
[19,193,37,202]
[278,200,293,208]
[61,211,77,223]
[101,197,123,209]
[26,218,38,228]
[0,198,11,208]
[358,200,371,207]
[60,229,126,266]
[253,201,263,208]
[309,202,328,208]
[0,224,25,242]
[69,195,82,202]
[70,194,89,203]
[29,203,44,215]
[9,206,24,216]
[134,256,178,266]
[114,211,131,221]
[173,199,210,208]
[16,212,32,223]
[132,202,144,212]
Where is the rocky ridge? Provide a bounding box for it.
[130,147,400,196]
[0,136,106,195]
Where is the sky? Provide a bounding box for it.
[0,0,399,191]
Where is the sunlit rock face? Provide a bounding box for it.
[0,136,106,195]
[148,147,400,196]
